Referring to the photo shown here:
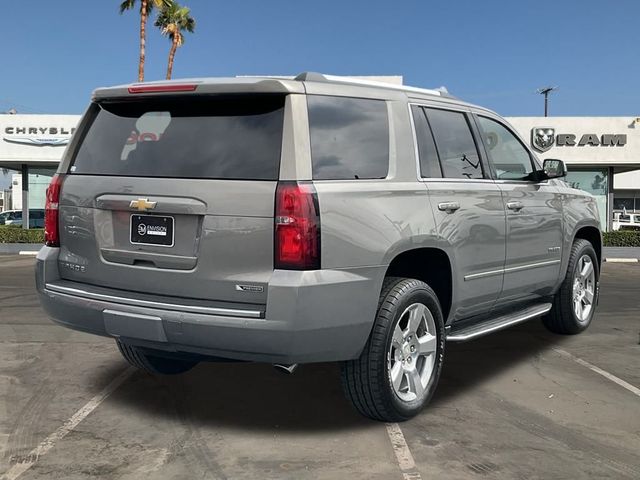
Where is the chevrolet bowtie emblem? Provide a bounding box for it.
[129,198,157,211]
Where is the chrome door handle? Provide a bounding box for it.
[438,201,461,212]
[507,201,524,211]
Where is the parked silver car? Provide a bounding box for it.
[0,209,45,228]
[36,73,602,421]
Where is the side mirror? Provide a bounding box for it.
[542,159,567,179]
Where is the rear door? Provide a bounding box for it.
[57,94,287,307]
[474,114,563,306]
[412,105,506,320]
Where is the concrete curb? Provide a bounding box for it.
[0,243,42,255]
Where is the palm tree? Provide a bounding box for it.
[155,2,195,80]
[119,0,170,81]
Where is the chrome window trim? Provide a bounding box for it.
[44,283,263,319]
[464,259,561,281]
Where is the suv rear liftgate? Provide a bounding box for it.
[55,94,286,312]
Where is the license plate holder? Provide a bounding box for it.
[130,214,174,247]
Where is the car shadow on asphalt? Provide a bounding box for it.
[95,319,569,432]
[432,320,566,408]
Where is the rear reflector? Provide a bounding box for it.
[128,84,198,94]
[274,182,320,270]
[45,174,65,247]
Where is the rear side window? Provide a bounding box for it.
[308,96,389,180]
[411,105,442,178]
[425,108,484,179]
[70,96,285,180]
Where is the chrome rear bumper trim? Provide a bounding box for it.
[44,283,263,319]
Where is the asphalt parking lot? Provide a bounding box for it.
[0,255,639,480]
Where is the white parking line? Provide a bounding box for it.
[386,423,423,480]
[18,251,38,256]
[1,367,135,480]
[554,348,640,397]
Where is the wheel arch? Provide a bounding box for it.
[574,225,602,267]
[384,247,453,321]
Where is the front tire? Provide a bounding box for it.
[341,277,445,422]
[543,239,599,335]
[116,340,198,375]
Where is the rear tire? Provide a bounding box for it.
[116,340,197,375]
[543,239,599,335]
[341,277,445,422]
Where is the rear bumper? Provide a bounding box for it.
[36,246,384,363]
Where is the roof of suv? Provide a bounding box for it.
[91,72,489,113]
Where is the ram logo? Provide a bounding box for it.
[532,127,555,153]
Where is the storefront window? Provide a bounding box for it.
[8,167,56,211]
[28,168,56,209]
[564,169,608,231]
[613,197,635,212]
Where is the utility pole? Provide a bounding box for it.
[536,86,558,117]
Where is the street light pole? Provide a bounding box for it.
[537,86,558,117]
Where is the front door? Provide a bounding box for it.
[474,115,563,306]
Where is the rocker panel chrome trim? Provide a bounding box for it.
[464,259,561,281]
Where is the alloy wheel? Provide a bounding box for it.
[387,302,438,402]
[572,254,595,322]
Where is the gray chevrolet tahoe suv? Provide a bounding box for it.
[36,73,602,422]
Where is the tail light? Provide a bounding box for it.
[275,182,320,270]
[44,174,65,247]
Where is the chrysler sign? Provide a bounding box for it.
[531,127,627,153]
[3,126,76,146]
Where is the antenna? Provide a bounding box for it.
[536,86,558,117]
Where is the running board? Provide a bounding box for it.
[446,303,552,342]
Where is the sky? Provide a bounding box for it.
[1,0,639,119]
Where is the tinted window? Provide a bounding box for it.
[477,116,533,180]
[70,96,285,180]
[425,109,483,179]
[411,106,441,178]
[308,96,389,180]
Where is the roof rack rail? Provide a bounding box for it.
[293,72,446,98]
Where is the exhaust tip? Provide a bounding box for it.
[273,363,298,375]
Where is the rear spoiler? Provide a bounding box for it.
[92,78,304,102]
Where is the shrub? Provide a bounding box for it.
[0,226,45,244]
[603,230,640,247]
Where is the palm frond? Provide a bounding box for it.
[154,1,195,41]
[119,0,136,14]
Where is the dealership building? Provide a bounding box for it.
[1,112,639,232]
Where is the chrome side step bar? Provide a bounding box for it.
[446,303,552,342]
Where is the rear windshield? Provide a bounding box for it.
[70,95,285,180]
